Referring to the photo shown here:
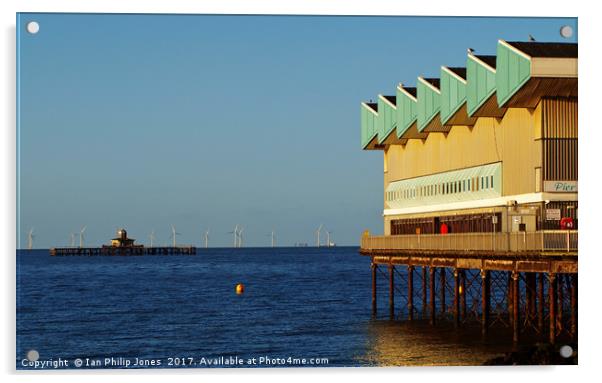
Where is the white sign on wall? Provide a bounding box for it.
[543,181,578,193]
[546,208,561,221]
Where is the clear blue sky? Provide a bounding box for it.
[16,14,577,248]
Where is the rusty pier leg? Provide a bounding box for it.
[481,269,490,338]
[512,271,520,346]
[548,273,557,344]
[408,265,414,321]
[371,262,377,317]
[570,274,577,339]
[422,267,428,319]
[507,272,514,327]
[453,269,460,328]
[440,267,446,317]
[460,269,467,322]
[389,264,395,320]
[526,273,536,325]
[557,274,565,335]
[429,267,436,325]
[537,272,544,334]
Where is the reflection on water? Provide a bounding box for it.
[359,319,515,366]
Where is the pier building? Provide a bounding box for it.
[360,40,577,346]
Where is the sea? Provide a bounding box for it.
[16,247,520,369]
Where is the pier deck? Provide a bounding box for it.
[360,230,577,346]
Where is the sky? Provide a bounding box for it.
[16,14,577,248]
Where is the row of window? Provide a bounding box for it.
[386,175,496,202]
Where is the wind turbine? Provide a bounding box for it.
[268,229,275,248]
[237,226,244,248]
[204,229,210,248]
[27,228,35,250]
[228,225,239,248]
[79,226,87,248]
[170,224,180,247]
[316,224,323,247]
[70,233,76,247]
[149,230,156,247]
[325,229,333,248]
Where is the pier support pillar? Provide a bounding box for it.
[557,274,565,335]
[570,274,577,339]
[548,273,557,344]
[538,272,545,334]
[481,269,490,338]
[371,262,377,317]
[453,268,460,328]
[429,267,436,325]
[526,273,536,324]
[407,265,414,321]
[460,269,467,321]
[422,267,428,319]
[389,264,395,320]
[512,271,520,346]
[507,272,514,326]
[440,267,446,316]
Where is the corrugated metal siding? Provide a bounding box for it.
[466,55,497,116]
[542,97,578,138]
[417,79,441,132]
[440,68,467,125]
[496,41,532,107]
[542,139,578,180]
[385,108,541,197]
[396,88,417,138]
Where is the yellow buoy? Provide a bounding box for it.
[235,283,245,295]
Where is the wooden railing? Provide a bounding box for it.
[361,230,577,253]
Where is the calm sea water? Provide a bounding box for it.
[17,247,515,369]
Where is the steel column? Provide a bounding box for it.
[453,268,460,327]
[481,269,490,337]
[408,265,414,321]
[440,267,446,315]
[507,272,514,326]
[389,264,395,320]
[570,274,577,339]
[429,267,436,325]
[512,271,520,345]
[538,272,544,333]
[549,273,557,344]
[422,267,427,318]
[460,269,467,321]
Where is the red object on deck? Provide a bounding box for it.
[440,223,449,234]
[560,217,574,230]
